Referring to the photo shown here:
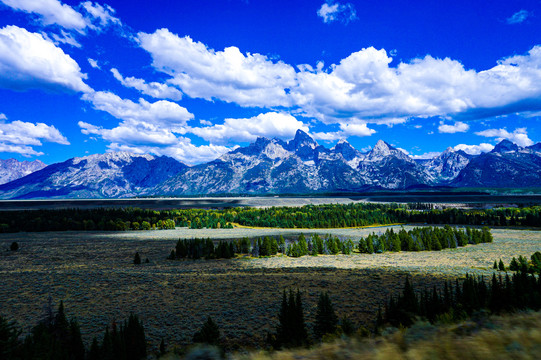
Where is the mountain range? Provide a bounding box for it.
[0,129,539,199]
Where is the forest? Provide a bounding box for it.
[0,203,539,233]
[166,226,492,261]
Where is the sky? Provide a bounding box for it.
[0,0,540,165]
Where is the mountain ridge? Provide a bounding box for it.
[0,130,539,198]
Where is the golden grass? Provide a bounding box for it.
[234,311,541,360]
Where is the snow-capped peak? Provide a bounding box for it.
[72,152,154,166]
[370,140,393,156]
[290,129,317,150]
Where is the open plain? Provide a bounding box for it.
[1,225,539,351]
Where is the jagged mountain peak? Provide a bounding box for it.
[0,158,47,185]
[72,151,155,166]
[491,139,520,153]
[290,129,317,150]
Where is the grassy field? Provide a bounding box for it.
[0,225,539,353]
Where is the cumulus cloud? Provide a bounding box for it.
[137,32,541,128]
[190,112,309,144]
[0,0,121,33]
[0,116,69,156]
[79,91,196,156]
[339,123,376,137]
[110,68,183,101]
[312,122,375,141]
[0,25,91,93]
[1,0,87,31]
[453,143,494,155]
[317,1,358,24]
[79,120,178,146]
[475,127,533,147]
[137,28,296,107]
[106,140,232,165]
[82,91,193,131]
[438,121,470,133]
[293,45,541,125]
[507,10,530,24]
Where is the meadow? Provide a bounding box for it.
[1,225,539,354]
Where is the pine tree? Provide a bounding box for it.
[134,252,141,265]
[499,259,505,271]
[193,316,220,346]
[314,292,338,339]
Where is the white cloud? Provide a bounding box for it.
[0,116,69,156]
[79,120,178,146]
[106,139,233,165]
[292,45,541,126]
[110,68,183,101]
[438,121,470,133]
[137,28,296,107]
[0,25,91,93]
[135,31,541,129]
[81,1,121,30]
[49,29,81,47]
[453,143,494,155]
[88,58,100,69]
[79,91,195,154]
[312,122,375,141]
[339,123,376,137]
[507,10,530,24]
[1,0,87,31]
[0,0,121,33]
[475,127,533,147]
[411,151,442,160]
[190,112,309,144]
[312,131,344,141]
[317,1,358,24]
[82,91,193,131]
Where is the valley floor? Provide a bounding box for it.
[0,225,539,352]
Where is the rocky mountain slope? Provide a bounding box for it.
[0,131,539,198]
[0,158,46,185]
[0,152,187,199]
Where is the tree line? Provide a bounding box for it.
[358,225,492,253]
[0,301,146,360]
[0,203,540,233]
[493,252,541,274]
[382,270,541,329]
[167,226,491,261]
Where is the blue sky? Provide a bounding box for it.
[0,0,540,164]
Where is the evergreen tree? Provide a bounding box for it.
[275,290,307,348]
[9,242,18,251]
[193,316,220,346]
[0,316,20,359]
[134,252,141,265]
[499,259,505,271]
[314,292,338,339]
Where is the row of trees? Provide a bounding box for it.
[383,271,541,328]
[358,226,492,253]
[0,208,176,233]
[271,290,352,349]
[0,301,146,360]
[494,252,541,274]
[1,203,540,233]
[167,226,491,262]
[168,234,361,261]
